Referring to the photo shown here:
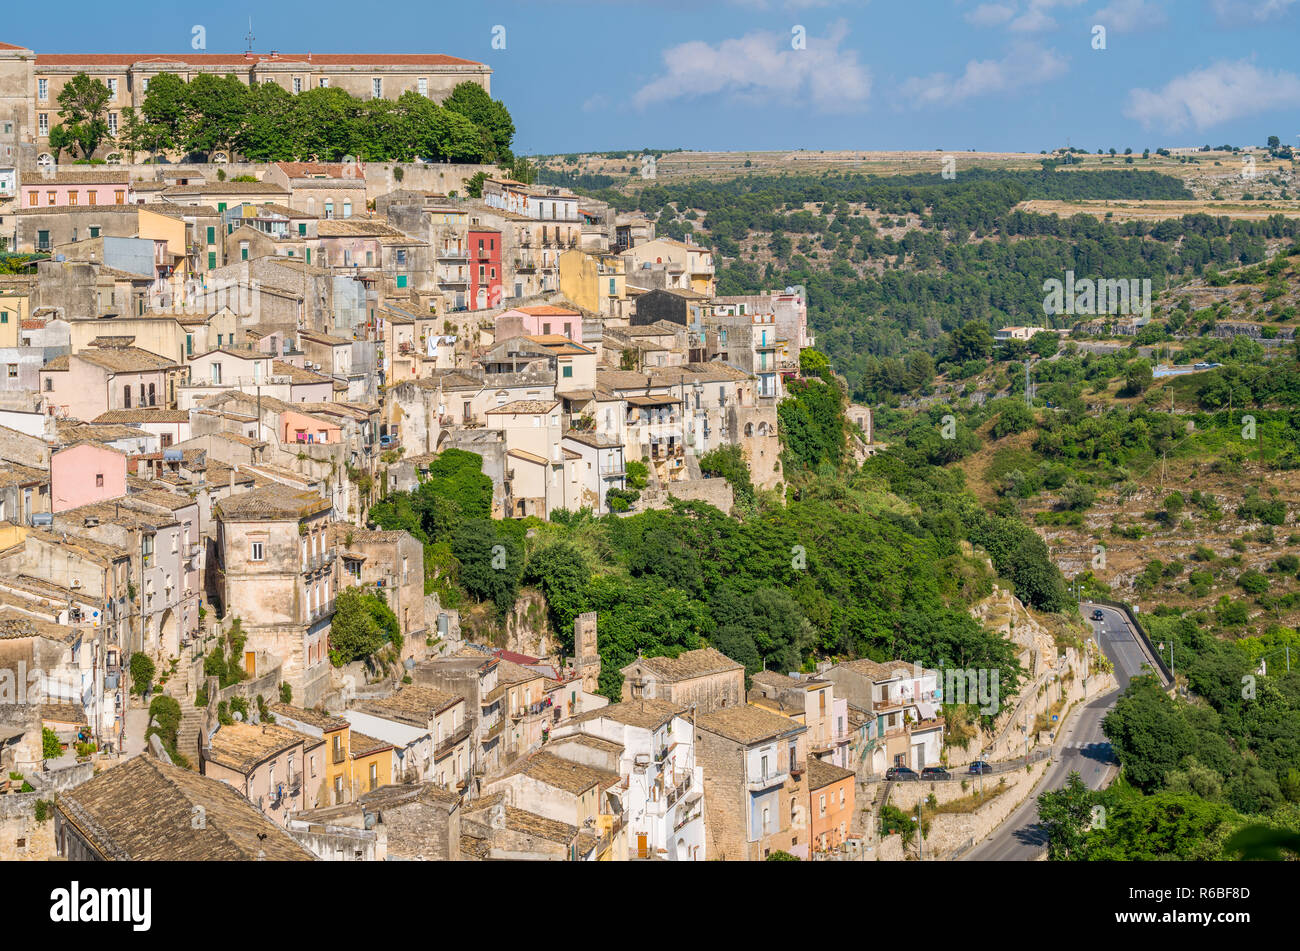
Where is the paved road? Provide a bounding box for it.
[962,604,1155,861]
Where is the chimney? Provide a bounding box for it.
[229,467,236,492]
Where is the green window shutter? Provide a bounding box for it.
[89,226,100,239]
[208,252,216,270]
[396,275,407,289]
[306,249,311,264]
[562,365,572,378]
[298,223,306,236]
[206,226,215,244]
[217,202,226,212]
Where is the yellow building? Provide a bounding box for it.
[559,249,628,318]
[349,731,395,797]
[0,288,30,348]
[269,703,394,806]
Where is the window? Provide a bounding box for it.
[762,806,771,833]
[37,79,47,100]
[250,541,264,561]
[38,114,48,136]
[114,190,125,205]
[206,226,215,245]
[68,191,78,206]
[107,78,118,99]
[319,77,330,88]
[46,190,55,205]
[89,226,100,239]
[819,794,826,817]
[142,77,150,93]
[372,78,382,98]
[292,77,302,94]
[240,242,249,261]
[6,364,16,379]
[417,77,428,96]
[107,113,117,136]
[396,275,407,289]
[562,365,573,378]
[297,222,306,236]
[87,190,97,205]
[333,775,344,804]
[27,192,36,207]
[208,251,216,270]
[95,473,104,487]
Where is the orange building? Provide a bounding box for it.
[807,758,855,855]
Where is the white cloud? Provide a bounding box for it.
[900,43,1069,105]
[1124,59,1300,130]
[633,21,871,111]
[1092,0,1168,31]
[1208,0,1297,22]
[965,3,1018,25]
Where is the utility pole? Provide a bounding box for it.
[916,802,923,861]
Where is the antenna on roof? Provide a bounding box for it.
[245,18,255,53]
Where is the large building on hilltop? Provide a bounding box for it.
[0,42,490,163]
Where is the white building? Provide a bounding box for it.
[550,699,706,861]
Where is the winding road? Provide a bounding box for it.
[961,602,1160,860]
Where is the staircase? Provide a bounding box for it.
[164,638,209,769]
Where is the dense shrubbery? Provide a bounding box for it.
[113,72,515,164]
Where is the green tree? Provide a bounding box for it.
[129,652,156,695]
[46,124,74,164]
[181,73,248,155]
[138,72,189,153]
[55,72,111,158]
[328,587,391,666]
[1122,358,1153,396]
[1038,771,1096,860]
[42,728,62,760]
[442,81,516,163]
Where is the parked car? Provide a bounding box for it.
[1091,609,1105,621]
[886,766,919,781]
[969,761,993,775]
[921,766,951,780]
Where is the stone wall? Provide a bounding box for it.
[0,793,56,860]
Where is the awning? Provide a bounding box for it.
[916,701,938,720]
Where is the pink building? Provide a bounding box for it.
[51,443,127,512]
[20,170,131,209]
[495,305,583,344]
[280,410,342,445]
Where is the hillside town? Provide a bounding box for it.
[0,43,922,863]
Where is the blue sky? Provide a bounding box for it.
[7,0,1300,155]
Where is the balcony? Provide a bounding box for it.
[438,248,469,260]
[302,551,336,575]
[746,769,788,792]
[435,722,472,759]
[599,463,626,478]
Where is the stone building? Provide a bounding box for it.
[694,703,809,861]
[55,753,315,860]
[213,484,336,706]
[619,647,744,713]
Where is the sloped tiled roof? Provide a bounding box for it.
[214,484,330,521]
[56,754,315,861]
[696,704,804,745]
[628,647,743,682]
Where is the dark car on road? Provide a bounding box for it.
[920,766,951,780]
[968,761,993,775]
[1091,609,1105,621]
[886,766,919,781]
